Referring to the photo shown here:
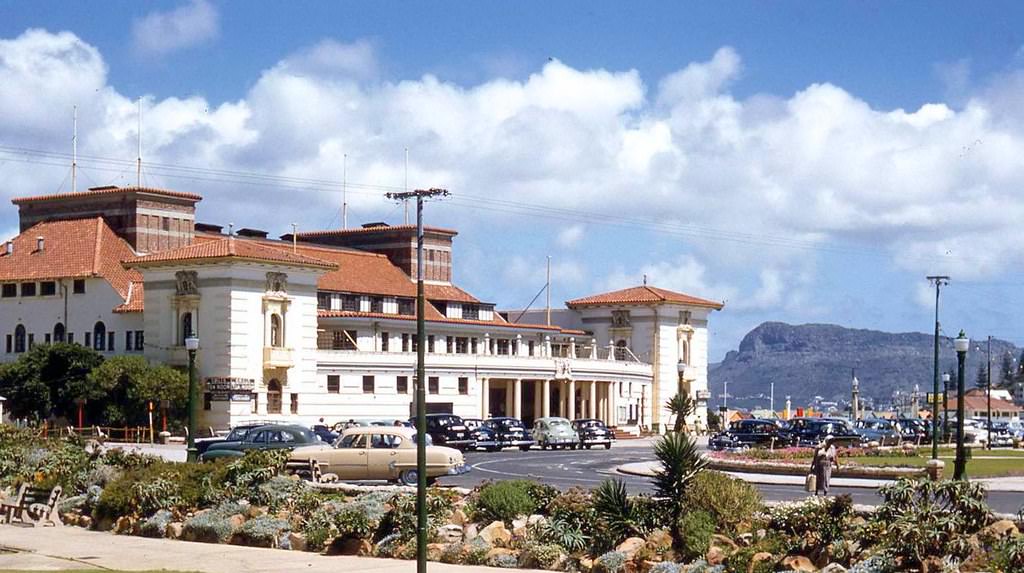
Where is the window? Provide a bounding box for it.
[471,338,478,354]
[611,310,631,327]
[40,281,56,296]
[134,330,144,350]
[402,333,410,352]
[44,333,51,344]
[126,331,133,351]
[1,284,15,298]
[327,375,340,393]
[362,375,375,394]
[496,339,510,355]
[411,334,419,352]
[67,332,74,344]
[5,334,10,353]
[456,337,468,354]
[267,379,282,414]
[20,283,36,297]
[398,299,414,315]
[458,377,468,395]
[446,336,454,353]
[529,340,535,356]
[73,279,85,294]
[53,323,65,343]
[380,332,389,352]
[428,376,439,394]
[342,295,360,311]
[317,292,331,310]
[428,335,435,353]
[203,393,212,411]
[463,305,479,320]
[615,340,628,360]
[93,322,106,351]
[512,339,519,355]
[397,376,409,394]
[84,332,91,347]
[290,393,299,414]
[27,333,34,349]
[270,314,283,347]
[340,329,358,350]
[179,312,193,345]
[13,326,26,353]
[370,297,383,313]
[108,332,115,351]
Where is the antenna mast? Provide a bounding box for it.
[342,154,348,229]
[136,97,142,187]
[404,147,409,225]
[546,256,552,326]
[72,105,78,193]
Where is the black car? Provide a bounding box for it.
[484,417,535,451]
[709,419,783,451]
[571,418,614,449]
[463,417,500,451]
[781,417,865,448]
[194,422,269,455]
[311,423,339,443]
[414,413,474,449]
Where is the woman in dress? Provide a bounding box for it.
[810,436,840,496]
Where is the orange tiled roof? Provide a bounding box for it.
[292,244,419,297]
[114,281,145,313]
[425,284,480,303]
[12,185,202,204]
[127,237,337,269]
[566,285,724,310]
[0,218,140,301]
[292,224,457,238]
[318,309,566,331]
[944,395,1023,412]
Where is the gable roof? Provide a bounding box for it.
[944,394,1023,413]
[12,185,201,205]
[127,237,338,269]
[0,218,140,300]
[566,285,724,310]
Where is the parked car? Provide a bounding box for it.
[960,419,991,445]
[311,423,339,443]
[532,417,580,450]
[571,418,614,449]
[894,418,931,443]
[462,418,500,451]
[199,424,319,461]
[709,419,784,451]
[982,420,1014,447]
[781,418,865,448]
[288,426,469,486]
[483,417,535,451]
[194,421,280,456]
[853,418,902,446]
[414,413,474,449]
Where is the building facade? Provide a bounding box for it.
[0,186,723,432]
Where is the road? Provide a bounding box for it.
[437,443,1024,514]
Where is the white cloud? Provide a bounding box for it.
[556,225,585,248]
[131,0,219,56]
[603,254,733,304]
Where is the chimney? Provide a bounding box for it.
[36,236,44,252]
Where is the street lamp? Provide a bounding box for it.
[185,333,200,463]
[953,331,970,480]
[942,372,951,443]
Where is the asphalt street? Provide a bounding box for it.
[437,444,1024,514]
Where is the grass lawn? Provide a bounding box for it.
[849,451,1024,478]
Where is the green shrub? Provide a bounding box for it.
[374,533,405,558]
[526,481,559,510]
[649,563,682,573]
[989,535,1024,572]
[535,517,588,554]
[465,535,492,565]
[474,480,540,524]
[591,480,663,550]
[488,553,520,568]
[102,448,159,471]
[767,495,852,548]
[302,500,375,551]
[593,550,628,573]
[220,449,290,496]
[182,502,243,544]
[725,545,775,573]
[379,489,455,542]
[94,459,228,520]
[440,542,466,564]
[232,516,291,548]
[518,542,564,570]
[677,510,715,561]
[140,509,174,538]
[683,471,763,534]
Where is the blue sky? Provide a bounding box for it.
[2,1,1024,360]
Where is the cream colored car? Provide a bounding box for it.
[289,426,469,485]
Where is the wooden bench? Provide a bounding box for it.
[1,484,63,527]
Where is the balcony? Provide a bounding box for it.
[263,347,293,368]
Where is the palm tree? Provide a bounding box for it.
[653,431,709,549]
[666,392,695,433]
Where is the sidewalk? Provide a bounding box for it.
[617,460,1024,492]
[0,526,545,573]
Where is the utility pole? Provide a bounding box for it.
[545,256,551,326]
[385,187,449,573]
[987,335,992,450]
[770,382,774,415]
[72,105,78,193]
[927,275,949,460]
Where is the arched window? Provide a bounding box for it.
[270,314,282,347]
[680,339,690,365]
[180,312,193,346]
[53,322,65,343]
[267,379,282,414]
[93,321,106,351]
[13,324,26,353]
[615,339,628,361]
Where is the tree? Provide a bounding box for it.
[652,431,709,550]
[999,352,1015,388]
[87,356,187,426]
[975,361,989,389]
[707,409,721,432]
[0,343,103,421]
[666,392,695,433]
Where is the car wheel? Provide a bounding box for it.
[519,445,530,451]
[398,469,418,486]
[603,443,611,450]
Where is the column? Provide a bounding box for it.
[569,337,576,358]
[481,377,490,418]
[516,334,524,357]
[513,379,522,419]
[607,342,616,361]
[589,381,597,418]
[590,338,598,359]
[609,381,618,427]
[542,379,551,417]
[533,381,542,419]
[504,381,513,418]
[598,384,607,424]
[543,336,552,357]
[483,333,491,355]
[567,379,576,420]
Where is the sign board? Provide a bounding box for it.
[205,377,255,402]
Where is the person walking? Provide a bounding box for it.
[809,436,839,496]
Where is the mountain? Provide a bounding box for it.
[709,322,1021,410]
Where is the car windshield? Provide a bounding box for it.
[549,419,570,427]
[435,416,463,427]
[575,420,604,429]
[497,419,523,428]
[226,427,253,441]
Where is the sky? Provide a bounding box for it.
[2,1,1024,361]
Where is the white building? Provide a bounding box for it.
[0,186,723,433]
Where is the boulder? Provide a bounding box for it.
[979,519,1020,540]
[737,532,755,547]
[436,524,463,544]
[485,547,517,561]
[450,508,469,526]
[748,552,774,573]
[228,514,246,530]
[710,534,739,552]
[616,536,646,557]
[527,514,546,526]
[780,555,817,572]
[920,556,945,573]
[287,532,307,552]
[579,556,595,573]
[426,542,447,561]
[113,516,134,535]
[329,537,373,556]
[247,505,268,519]
[820,565,847,573]
[706,546,727,566]
[463,523,479,541]
[78,515,92,530]
[167,522,183,540]
[512,517,528,531]
[479,521,512,547]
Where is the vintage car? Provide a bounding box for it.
[894,418,931,443]
[709,419,783,451]
[853,418,902,446]
[462,418,500,451]
[571,418,614,449]
[194,421,270,455]
[199,424,320,461]
[532,417,580,450]
[288,426,469,485]
[483,417,535,451]
[414,413,474,449]
[780,417,865,448]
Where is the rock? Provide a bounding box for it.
[644,529,673,551]
[579,557,595,573]
[287,532,307,552]
[820,564,847,573]
[616,536,646,557]
[756,528,767,540]
[95,516,114,532]
[527,514,546,526]
[167,522,183,540]
[329,536,372,556]
[463,523,479,541]
[228,514,246,530]
[450,508,469,526]
[737,532,755,547]
[979,519,1020,540]
[710,534,739,552]
[485,547,517,561]
[512,517,528,531]
[780,555,816,572]
[247,505,268,519]
[706,546,727,566]
[920,556,945,573]
[113,516,134,535]
[436,524,463,544]
[61,512,78,526]
[78,515,92,529]
[748,552,774,573]
[479,521,512,547]
[426,542,447,561]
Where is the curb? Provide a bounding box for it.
[617,461,897,490]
